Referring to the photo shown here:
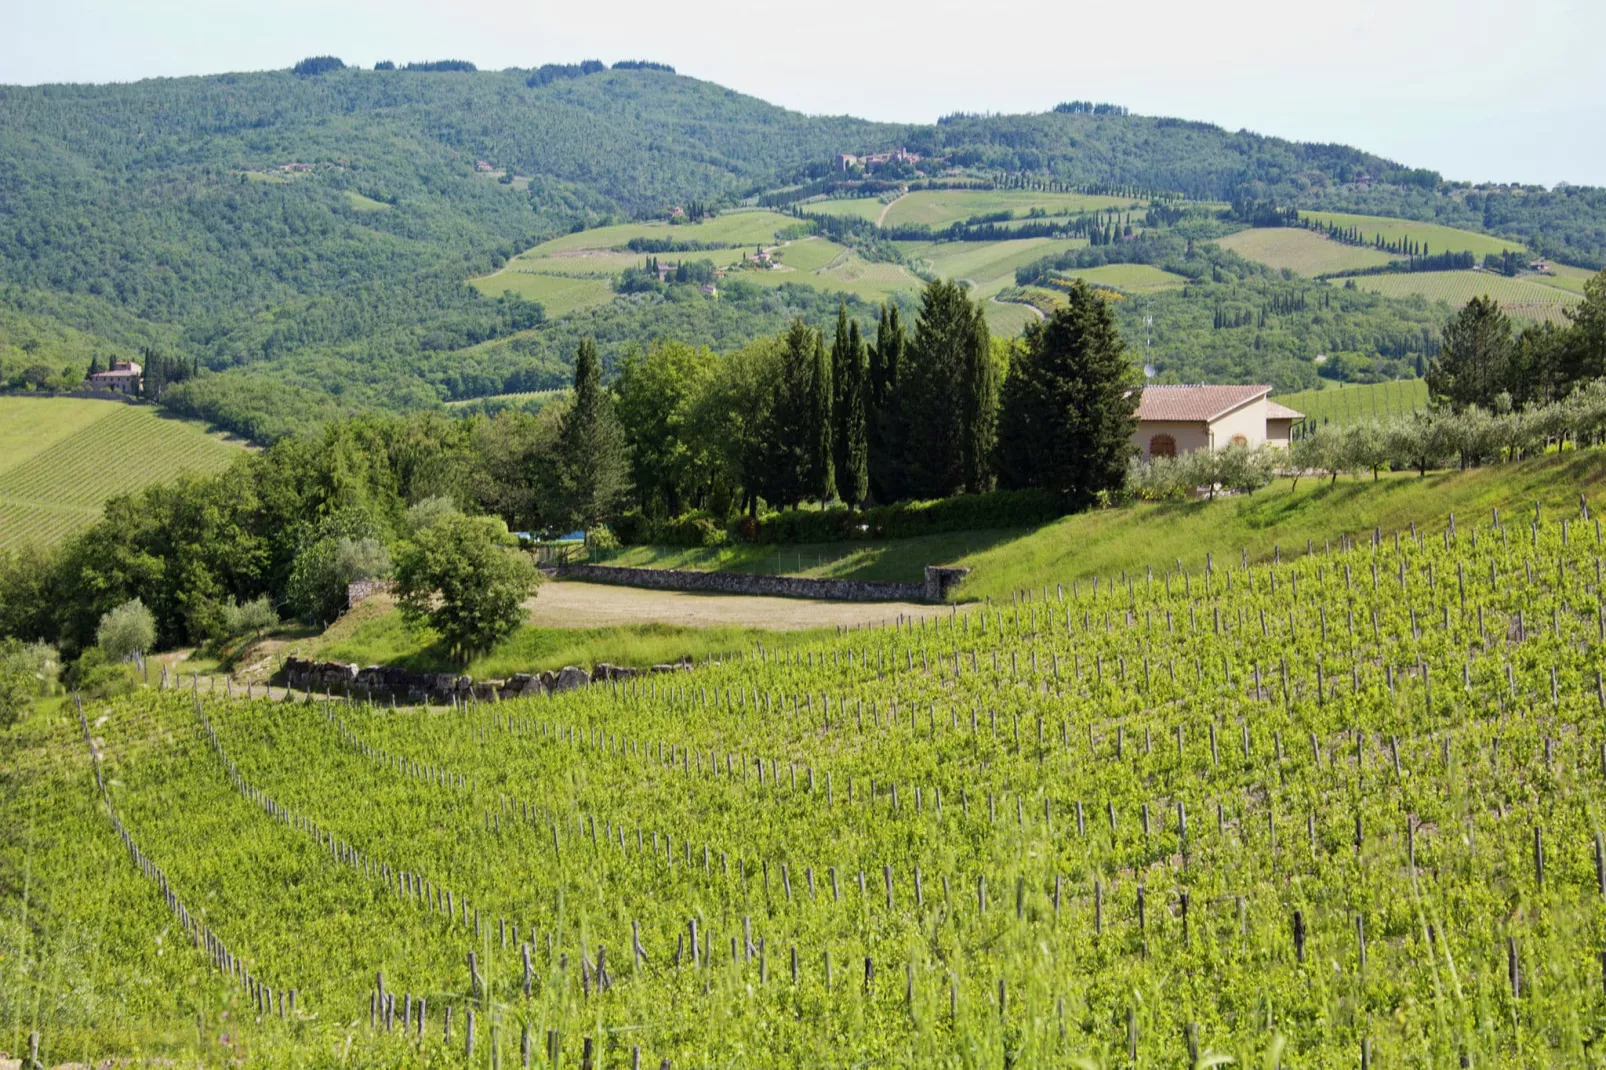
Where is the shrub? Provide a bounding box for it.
[221,596,279,639]
[97,599,155,661]
[64,646,138,700]
[394,515,539,662]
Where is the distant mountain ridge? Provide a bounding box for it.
[0,61,1600,440]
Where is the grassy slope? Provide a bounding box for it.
[1215,227,1395,275]
[1343,270,1579,324]
[1057,264,1189,293]
[1299,211,1526,259]
[0,398,244,550]
[881,190,1140,229]
[954,450,1606,601]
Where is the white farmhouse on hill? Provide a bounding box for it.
[1132,384,1303,458]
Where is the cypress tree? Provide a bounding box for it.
[903,279,995,499]
[867,302,907,502]
[995,280,1138,506]
[552,338,631,529]
[837,319,870,507]
[960,307,996,493]
[809,328,835,503]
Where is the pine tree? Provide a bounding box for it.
[552,338,631,529]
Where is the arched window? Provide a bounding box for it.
[1149,434,1176,458]
[1231,434,1249,447]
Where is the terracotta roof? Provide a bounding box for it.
[1134,384,1271,423]
[1265,401,1305,420]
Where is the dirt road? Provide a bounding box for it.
[527,580,957,631]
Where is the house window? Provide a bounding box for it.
[1149,434,1176,458]
[1231,434,1248,447]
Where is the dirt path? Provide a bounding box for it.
[874,192,906,228]
[528,581,959,631]
[994,294,1045,320]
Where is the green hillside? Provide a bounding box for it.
[0,397,243,549]
[1,61,1603,441]
[1343,270,1581,325]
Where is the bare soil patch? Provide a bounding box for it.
[528,580,957,631]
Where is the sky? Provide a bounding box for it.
[6,0,1603,187]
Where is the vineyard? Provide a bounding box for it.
[0,398,244,550]
[1342,271,1581,326]
[1274,379,1430,429]
[12,495,1606,1066]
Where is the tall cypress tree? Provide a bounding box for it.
[552,338,631,529]
[995,280,1138,506]
[809,329,835,503]
[867,302,907,503]
[837,319,870,507]
[903,279,996,499]
[960,307,996,493]
[830,302,852,490]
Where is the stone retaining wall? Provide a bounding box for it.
[552,563,969,603]
[281,655,688,704]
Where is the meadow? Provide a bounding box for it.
[14,461,1606,1065]
[1273,379,1430,429]
[1299,211,1527,260]
[1341,270,1581,324]
[1215,227,1395,276]
[0,398,243,550]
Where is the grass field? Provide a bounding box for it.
[981,299,1041,336]
[0,398,244,550]
[342,191,392,212]
[1341,270,1580,324]
[1299,211,1526,260]
[880,189,1141,230]
[1272,378,1429,428]
[1215,227,1395,276]
[953,447,1606,601]
[799,196,891,222]
[1524,264,1600,297]
[469,271,616,316]
[921,238,1086,299]
[1054,263,1189,294]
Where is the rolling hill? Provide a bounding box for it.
[0,397,245,550]
[1,60,1603,440]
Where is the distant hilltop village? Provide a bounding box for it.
[835,148,923,172]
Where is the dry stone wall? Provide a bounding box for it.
[281,656,688,704]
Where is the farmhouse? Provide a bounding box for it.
[87,360,142,397]
[1132,384,1303,458]
[836,148,922,172]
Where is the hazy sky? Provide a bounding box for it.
[6,0,1603,187]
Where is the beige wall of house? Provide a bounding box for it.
[1206,398,1269,448]
[1132,420,1211,457]
[1266,418,1296,448]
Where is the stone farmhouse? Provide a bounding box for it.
[87,360,142,396]
[1132,384,1302,458]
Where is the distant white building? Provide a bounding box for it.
[1132,384,1303,458]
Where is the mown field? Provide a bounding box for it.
[0,398,244,550]
[1299,212,1527,260]
[1273,378,1430,428]
[13,455,1606,1066]
[1342,270,1581,324]
[1216,227,1395,276]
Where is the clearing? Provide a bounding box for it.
[1053,264,1189,294]
[1216,227,1395,276]
[0,397,245,550]
[528,580,953,630]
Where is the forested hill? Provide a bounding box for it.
[1,60,1602,440]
